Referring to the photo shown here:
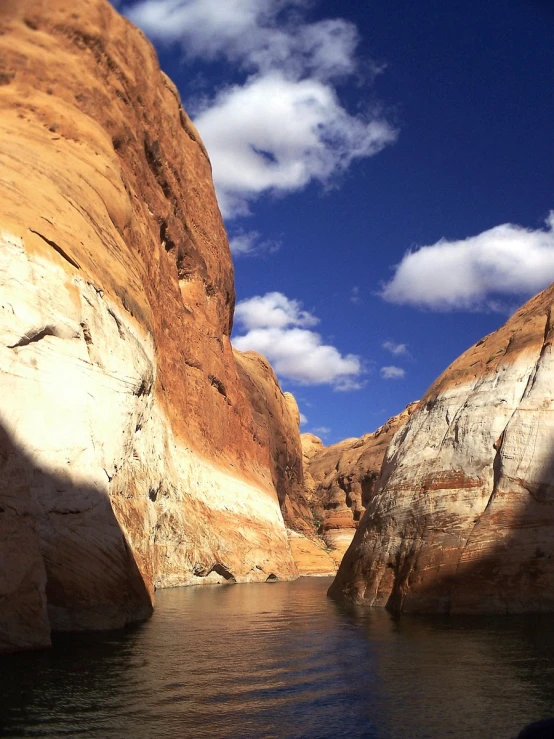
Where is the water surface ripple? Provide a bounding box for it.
[1,577,554,738]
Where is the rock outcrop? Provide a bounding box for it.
[0,0,299,652]
[234,351,339,575]
[330,286,554,614]
[302,404,417,557]
[286,530,341,577]
[234,350,306,523]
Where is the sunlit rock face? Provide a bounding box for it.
[301,405,417,559]
[0,0,298,652]
[286,530,341,577]
[330,287,554,614]
[234,351,336,575]
[234,351,307,525]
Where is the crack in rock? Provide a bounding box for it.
[29,229,80,269]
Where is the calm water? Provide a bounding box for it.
[1,577,554,739]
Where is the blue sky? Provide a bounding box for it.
[118,0,554,444]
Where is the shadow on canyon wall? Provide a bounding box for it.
[412,445,554,614]
[333,440,554,616]
[0,421,153,651]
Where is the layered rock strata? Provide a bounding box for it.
[234,351,336,575]
[302,404,417,557]
[0,0,298,652]
[330,287,554,613]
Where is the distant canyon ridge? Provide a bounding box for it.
[1,0,553,654]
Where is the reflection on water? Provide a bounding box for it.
[1,577,554,738]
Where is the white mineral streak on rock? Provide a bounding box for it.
[331,293,554,613]
[322,529,356,552]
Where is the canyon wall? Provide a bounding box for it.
[276,406,417,578]
[0,0,299,653]
[234,351,339,575]
[330,286,554,613]
[302,404,417,558]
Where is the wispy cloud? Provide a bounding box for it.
[299,412,308,425]
[228,230,281,258]
[233,292,364,389]
[311,426,331,437]
[381,212,554,311]
[350,286,362,304]
[124,0,397,218]
[382,340,409,357]
[125,0,359,78]
[380,365,405,380]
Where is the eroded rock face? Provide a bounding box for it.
[234,351,305,519]
[0,0,298,652]
[286,530,341,577]
[301,404,417,558]
[234,351,333,575]
[330,287,554,614]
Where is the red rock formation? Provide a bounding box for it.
[330,286,554,613]
[234,350,305,517]
[232,356,341,575]
[0,0,299,652]
[302,404,417,557]
[286,530,342,576]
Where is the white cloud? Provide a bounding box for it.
[381,213,554,311]
[125,0,359,80]
[380,366,405,380]
[312,426,331,437]
[124,0,397,218]
[234,291,318,330]
[299,412,308,425]
[233,292,363,389]
[194,73,396,218]
[382,340,409,356]
[228,230,281,257]
[126,0,269,53]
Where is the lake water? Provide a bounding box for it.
[1,576,554,738]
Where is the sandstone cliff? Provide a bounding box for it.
[301,404,417,558]
[233,350,338,576]
[234,350,306,522]
[330,286,554,613]
[0,0,299,653]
